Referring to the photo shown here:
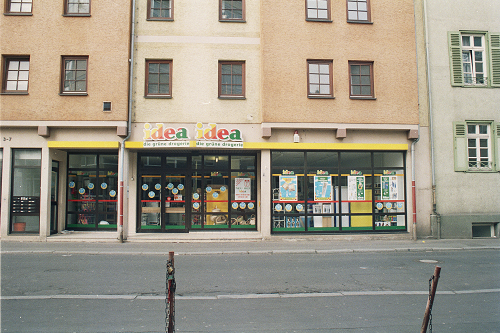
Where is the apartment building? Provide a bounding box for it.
[0,0,131,239]
[423,0,500,238]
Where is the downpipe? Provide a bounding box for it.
[411,137,419,241]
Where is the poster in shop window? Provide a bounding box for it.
[279,175,298,201]
[234,178,251,201]
[381,176,398,200]
[314,176,332,201]
[348,175,365,201]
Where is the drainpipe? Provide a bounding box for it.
[411,136,419,241]
[423,0,440,238]
[118,0,136,243]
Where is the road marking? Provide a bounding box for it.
[2,289,499,301]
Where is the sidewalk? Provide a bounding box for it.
[1,236,499,255]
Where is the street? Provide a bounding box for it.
[1,246,499,332]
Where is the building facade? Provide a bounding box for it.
[423,0,500,238]
[1,0,434,241]
[1,0,131,239]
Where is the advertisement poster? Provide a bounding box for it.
[234,178,251,201]
[314,176,332,201]
[279,175,297,201]
[390,176,398,199]
[348,176,365,201]
[381,176,390,200]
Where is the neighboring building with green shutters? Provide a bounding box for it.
[424,0,500,238]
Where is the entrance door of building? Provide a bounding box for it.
[50,161,59,234]
[139,171,190,232]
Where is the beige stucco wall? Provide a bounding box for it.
[0,1,130,121]
[261,0,419,124]
[132,0,261,125]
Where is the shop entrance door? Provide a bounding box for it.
[139,171,190,232]
[50,161,59,234]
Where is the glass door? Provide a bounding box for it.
[139,174,162,230]
[164,173,188,230]
[50,161,59,234]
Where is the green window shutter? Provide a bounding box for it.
[448,31,463,87]
[494,122,500,172]
[489,33,500,87]
[453,122,468,171]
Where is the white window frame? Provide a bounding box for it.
[467,123,492,170]
[461,34,487,85]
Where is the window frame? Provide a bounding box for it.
[5,0,33,14]
[64,0,91,16]
[346,0,371,23]
[219,0,245,22]
[218,60,245,99]
[147,0,173,21]
[60,56,88,95]
[145,59,172,98]
[454,121,499,172]
[2,55,30,94]
[349,61,375,99]
[305,0,331,22]
[307,60,334,98]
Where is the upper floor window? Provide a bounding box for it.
[220,0,245,22]
[306,0,330,21]
[145,60,172,97]
[453,122,499,172]
[219,61,245,99]
[61,56,88,94]
[349,61,374,99]
[448,32,500,87]
[148,0,173,20]
[7,0,32,13]
[65,0,90,15]
[347,0,370,22]
[2,56,30,93]
[307,60,333,98]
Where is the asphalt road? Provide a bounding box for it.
[1,249,499,332]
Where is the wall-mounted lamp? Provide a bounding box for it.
[293,130,300,143]
[215,156,219,163]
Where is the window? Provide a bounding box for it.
[145,60,172,97]
[306,0,330,21]
[2,57,30,93]
[220,0,245,22]
[307,60,333,98]
[6,0,32,13]
[61,56,88,94]
[219,61,245,98]
[349,61,374,98]
[448,32,500,87]
[454,122,499,172]
[147,0,173,20]
[347,0,370,22]
[64,0,90,15]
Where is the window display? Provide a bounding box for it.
[271,151,407,233]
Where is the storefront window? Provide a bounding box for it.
[138,153,257,232]
[271,150,406,233]
[67,153,118,230]
[10,149,41,233]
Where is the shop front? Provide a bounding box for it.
[136,152,257,232]
[271,150,407,233]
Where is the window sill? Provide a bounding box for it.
[1,91,29,95]
[347,20,373,24]
[4,12,33,16]
[62,14,91,17]
[219,96,246,100]
[306,19,332,23]
[219,19,246,23]
[147,18,173,21]
[308,95,335,99]
[465,169,497,173]
[144,95,172,99]
[59,92,88,96]
[350,96,376,100]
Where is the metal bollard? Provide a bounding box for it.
[166,251,176,333]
